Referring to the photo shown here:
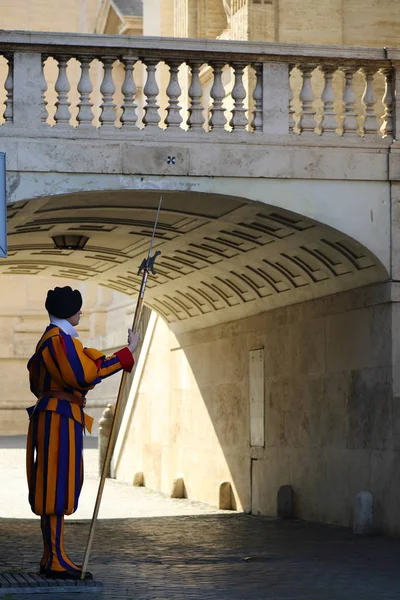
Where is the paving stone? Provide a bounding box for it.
[1,437,400,599]
[2,515,400,599]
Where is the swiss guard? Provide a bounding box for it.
[26,286,140,580]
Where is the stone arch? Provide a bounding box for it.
[4,188,388,333]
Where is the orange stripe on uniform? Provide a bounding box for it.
[72,338,100,383]
[26,420,33,486]
[41,347,65,388]
[98,363,121,378]
[45,412,60,514]
[34,412,46,515]
[36,328,59,350]
[47,398,58,411]
[70,404,81,425]
[51,337,80,389]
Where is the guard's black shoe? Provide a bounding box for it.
[43,569,93,580]
[39,564,83,575]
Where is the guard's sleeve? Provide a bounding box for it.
[44,334,134,390]
[83,346,134,377]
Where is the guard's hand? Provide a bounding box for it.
[127,329,140,353]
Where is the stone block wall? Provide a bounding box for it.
[278,0,343,45]
[343,0,400,47]
[115,282,400,535]
[0,0,99,33]
[168,0,400,47]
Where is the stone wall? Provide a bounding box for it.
[167,0,400,46]
[277,0,400,46]
[0,275,133,436]
[0,0,100,33]
[115,282,400,535]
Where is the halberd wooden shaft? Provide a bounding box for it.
[80,197,162,579]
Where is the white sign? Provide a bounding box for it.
[249,348,265,447]
[0,153,5,258]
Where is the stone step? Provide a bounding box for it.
[0,572,102,595]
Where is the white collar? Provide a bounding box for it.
[49,314,79,338]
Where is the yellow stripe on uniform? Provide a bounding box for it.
[45,412,60,514]
[34,412,46,515]
[67,418,76,514]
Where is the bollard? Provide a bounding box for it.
[98,404,115,478]
[353,491,373,535]
[171,477,185,499]
[219,481,236,510]
[133,471,145,487]
[277,485,294,519]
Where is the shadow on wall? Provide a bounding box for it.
[171,283,393,529]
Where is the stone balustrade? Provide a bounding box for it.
[0,31,398,141]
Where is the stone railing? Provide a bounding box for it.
[0,31,398,140]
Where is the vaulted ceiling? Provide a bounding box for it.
[3,190,387,332]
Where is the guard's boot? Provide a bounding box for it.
[43,569,93,580]
[39,517,50,575]
[40,515,92,579]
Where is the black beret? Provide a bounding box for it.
[45,286,82,319]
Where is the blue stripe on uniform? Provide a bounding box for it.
[42,370,51,397]
[74,419,83,510]
[62,334,95,387]
[46,339,63,379]
[55,515,77,570]
[55,414,69,515]
[103,356,120,369]
[99,355,122,380]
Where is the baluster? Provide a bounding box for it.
[298,64,316,133]
[121,55,138,128]
[230,62,247,131]
[320,64,337,135]
[288,65,296,133]
[40,55,49,125]
[165,60,183,128]
[143,59,160,128]
[341,66,358,135]
[188,62,205,130]
[100,56,117,128]
[54,55,71,126]
[3,55,13,124]
[77,56,94,127]
[361,66,377,135]
[251,62,263,133]
[209,61,227,130]
[380,67,393,138]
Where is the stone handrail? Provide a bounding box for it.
[0,30,397,140]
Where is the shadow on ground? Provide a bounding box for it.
[0,435,98,450]
[1,514,400,600]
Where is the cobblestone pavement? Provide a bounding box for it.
[1,437,400,599]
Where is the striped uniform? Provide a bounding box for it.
[26,324,134,573]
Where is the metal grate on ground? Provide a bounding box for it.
[0,572,102,596]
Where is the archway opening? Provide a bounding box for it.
[1,187,390,526]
